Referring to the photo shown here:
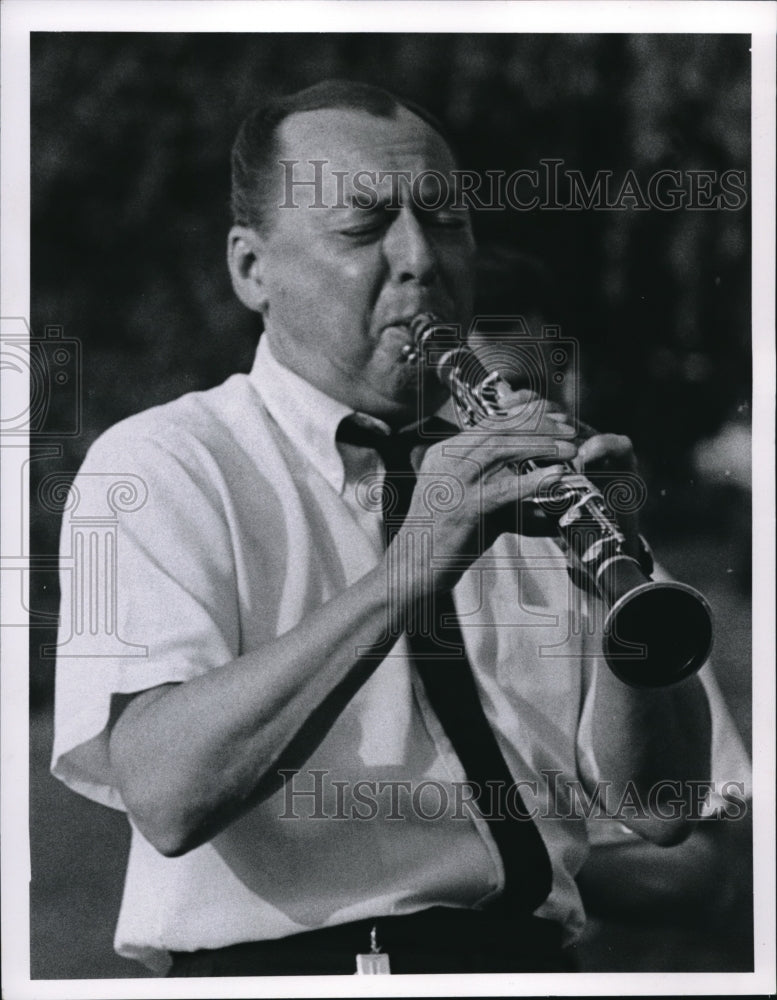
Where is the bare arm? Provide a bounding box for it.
[110,563,411,856]
[582,667,712,845]
[572,431,712,844]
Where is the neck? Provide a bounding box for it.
[263,333,446,429]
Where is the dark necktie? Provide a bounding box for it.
[337,416,553,914]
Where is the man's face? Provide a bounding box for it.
[256,107,476,424]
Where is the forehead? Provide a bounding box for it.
[276,106,457,180]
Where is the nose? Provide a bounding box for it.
[382,206,438,286]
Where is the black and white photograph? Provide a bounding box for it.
[1,2,775,996]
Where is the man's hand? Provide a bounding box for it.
[504,389,644,558]
[573,419,642,558]
[394,392,574,595]
[394,389,643,595]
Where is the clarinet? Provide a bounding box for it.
[401,313,713,688]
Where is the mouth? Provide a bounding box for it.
[382,312,451,365]
[380,319,416,354]
[382,311,446,339]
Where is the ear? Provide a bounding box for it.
[227,226,268,314]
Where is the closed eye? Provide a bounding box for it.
[339,219,389,236]
[338,206,394,239]
[337,205,469,240]
[419,208,469,229]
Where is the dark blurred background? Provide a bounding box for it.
[29,33,752,978]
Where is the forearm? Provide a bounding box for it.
[109,557,408,856]
[584,666,712,844]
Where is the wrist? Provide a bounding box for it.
[384,531,456,609]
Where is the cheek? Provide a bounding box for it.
[273,241,382,308]
[309,250,388,339]
[267,245,385,359]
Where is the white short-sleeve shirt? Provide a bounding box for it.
[52,336,750,973]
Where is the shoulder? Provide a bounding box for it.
[82,372,267,477]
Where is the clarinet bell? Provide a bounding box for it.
[601,575,714,687]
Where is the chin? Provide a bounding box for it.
[385,374,446,424]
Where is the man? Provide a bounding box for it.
[52,81,740,977]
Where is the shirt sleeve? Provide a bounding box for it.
[51,419,241,810]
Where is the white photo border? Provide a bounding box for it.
[2,2,774,997]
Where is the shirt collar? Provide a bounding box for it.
[249,336,390,494]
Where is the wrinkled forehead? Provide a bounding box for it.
[273,107,458,205]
